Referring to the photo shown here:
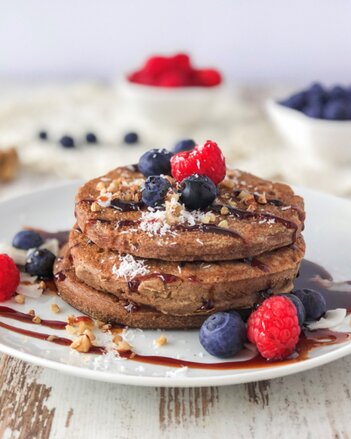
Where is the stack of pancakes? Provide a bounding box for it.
[54,166,305,329]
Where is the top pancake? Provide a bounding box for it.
[75,165,305,261]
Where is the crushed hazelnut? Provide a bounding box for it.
[113,334,123,344]
[201,213,216,224]
[14,294,25,304]
[218,220,229,228]
[107,180,119,192]
[238,190,254,204]
[83,329,96,342]
[65,324,77,335]
[78,320,94,334]
[155,335,168,346]
[70,334,92,353]
[32,316,41,324]
[96,182,106,191]
[220,206,229,215]
[91,202,102,212]
[116,340,132,353]
[256,193,267,204]
[51,303,60,314]
[47,335,58,342]
[27,309,35,317]
[101,323,112,333]
[95,320,106,328]
[219,178,235,189]
[39,280,46,290]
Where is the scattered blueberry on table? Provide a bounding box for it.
[173,139,196,153]
[279,83,351,120]
[86,132,98,144]
[124,132,139,144]
[59,135,75,148]
[38,130,48,140]
[199,312,247,358]
[12,230,44,250]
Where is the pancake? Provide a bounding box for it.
[54,246,218,329]
[75,166,305,261]
[69,226,305,316]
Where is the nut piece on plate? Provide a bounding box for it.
[0,148,19,181]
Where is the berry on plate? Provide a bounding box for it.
[180,174,217,210]
[171,140,226,184]
[0,254,20,301]
[173,139,196,154]
[12,230,44,250]
[142,176,171,207]
[247,296,300,360]
[138,148,173,177]
[25,249,56,279]
[199,311,247,358]
[279,293,306,328]
[292,288,326,321]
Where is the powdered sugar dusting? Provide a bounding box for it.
[112,254,150,280]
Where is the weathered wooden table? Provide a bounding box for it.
[1,354,351,438]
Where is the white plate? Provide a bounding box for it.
[0,182,351,387]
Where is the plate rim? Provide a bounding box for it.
[0,181,350,387]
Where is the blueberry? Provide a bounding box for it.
[138,148,173,177]
[180,174,217,210]
[86,132,98,144]
[308,82,325,97]
[25,249,56,279]
[173,139,196,153]
[38,130,48,140]
[303,103,323,118]
[141,176,171,207]
[279,91,306,110]
[60,135,75,148]
[292,288,326,321]
[124,132,139,144]
[199,312,247,358]
[279,293,306,327]
[323,100,348,120]
[12,230,44,250]
[329,85,347,101]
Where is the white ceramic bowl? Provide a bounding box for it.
[118,77,224,126]
[266,98,351,164]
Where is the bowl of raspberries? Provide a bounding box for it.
[119,53,224,125]
[267,83,351,163]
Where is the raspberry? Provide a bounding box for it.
[247,296,300,360]
[171,140,226,184]
[158,71,189,87]
[0,254,20,301]
[193,69,222,87]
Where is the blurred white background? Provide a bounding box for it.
[0,0,350,83]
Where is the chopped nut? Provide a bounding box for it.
[219,178,235,189]
[70,334,92,353]
[39,280,46,290]
[113,334,123,344]
[220,206,229,215]
[96,181,106,191]
[218,220,229,228]
[201,213,216,224]
[47,335,58,342]
[65,324,77,335]
[101,323,112,333]
[14,294,25,304]
[246,204,256,212]
[155,335,168,346]
[91,202,102,212]
[256,193,267,204]
[0,147,19,182]
[78,320,94,334]
[67,315,76,325]
[95,320,106,328]
[32,316,41,324]
[51,303,60,314]
[27,309,35,317]
[83,329,96,342]
[116,340,132,353]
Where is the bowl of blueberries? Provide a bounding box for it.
[119,53,224,126]
[267,83,351,163]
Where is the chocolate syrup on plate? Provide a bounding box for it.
[1,260,350,369]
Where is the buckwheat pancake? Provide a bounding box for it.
[54,246,215,329]
[75,166,305,261]
[69,227,305,316]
